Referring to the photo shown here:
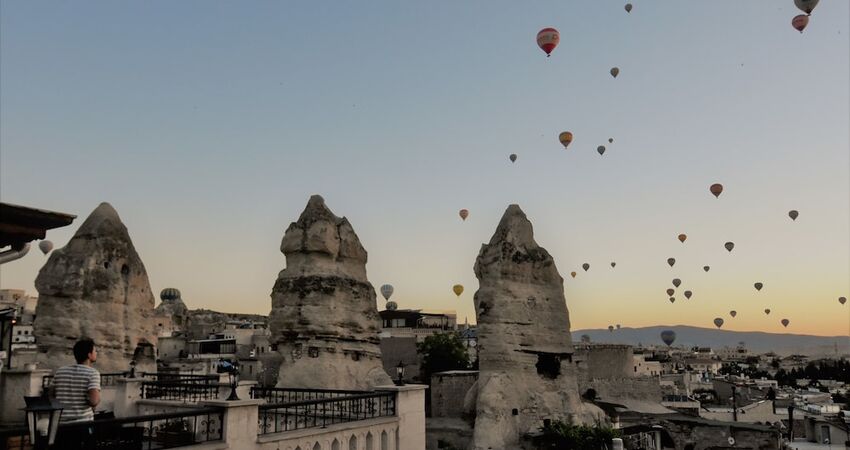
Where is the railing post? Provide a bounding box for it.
[201,398,263,447]
[113,377,142,418]
[376,384,427,450]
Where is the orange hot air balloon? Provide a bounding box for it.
[559,131,574,149]
[570,271,577,278]
[781,318,790,327]
[678,234,687,243]
[792,14,809,33]
[729,310,737,318]
[724,242,735,252]
[710,183,723,198]
[459,209,469,221]
[537,28,560,57]
[788,210,799,221]
[666,288,675,296]
[453,284,464,297]
[667,258,676,267]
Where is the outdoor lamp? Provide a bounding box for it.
[227,361,240,401]
[24,396,63,449]
[129,360,137,378]
[394,361,406,386]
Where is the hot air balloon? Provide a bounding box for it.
[754,282,763,291]
[537,28,560,57]
[570,271,577,278]
[669,297,675,303]
[788,210,798,221]
[781,318,790,327]
[509,154,517,163]
[730,310,737,318]
[597,146,606,156]
[625,3,633,13]
[559,131,574,149]
[582,263,590,271]
[608,325,615,332]
[453,284,464,297]
[794,0,819,15]
[839,297,847,305]
[714,318,724,328]
[710,183,723,198]
[678,234,687,243]
[703,266,710,272]
[724,242,735,252]
[792,14,809,33]
[666,288,675,296]
[616,324,621,330]
[610,67,619,78]
[610,262,616,268]
[660,330,676,347]
[459,209,469,221]
[764,308,771,315]
[667,258,676,267]
[684,290,692,299]
[608,138,614,144]
[38,240,53,255]
[380,284,394,301]
[672,278,681,288]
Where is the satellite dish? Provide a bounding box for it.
[728,437,735,445]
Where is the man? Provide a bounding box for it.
[53,338,101,422]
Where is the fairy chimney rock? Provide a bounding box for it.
[471,204,595,450]
[269,195,391,389]
[33,202,157,372]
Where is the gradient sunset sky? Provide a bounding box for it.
[2,1,848,336]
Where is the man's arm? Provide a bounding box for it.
[87,371,102,408]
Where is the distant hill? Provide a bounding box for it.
[571,325,850,357]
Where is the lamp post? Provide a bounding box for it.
[394,361,406,386]
[23,396,63,450]
[128,360,137,379]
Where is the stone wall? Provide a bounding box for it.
[574,344,633,383]
[430,371,478,418]
[661,417,780,450]
[380,336,421,382]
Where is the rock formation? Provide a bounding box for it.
[471,204,598,449]
[269,195,392,389]
[154,288,189,333]
[33,203,156,373]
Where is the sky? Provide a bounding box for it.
[1,1,848,337]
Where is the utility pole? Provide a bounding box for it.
[787,405,794,441]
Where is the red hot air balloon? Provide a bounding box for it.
[678,234,687,243]
[792,14,809,33]
[710,183,724,198]
[537,28,560,57]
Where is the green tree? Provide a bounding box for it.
[417,333,470,382]
[533,421,620,450]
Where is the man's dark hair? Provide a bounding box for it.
[73,338,95,364]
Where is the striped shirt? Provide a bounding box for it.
[54,364,100,422]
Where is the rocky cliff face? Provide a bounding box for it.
[471,205,598,449]
[268,195,391,389]
[33,202,156,373]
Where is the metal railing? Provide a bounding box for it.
[42,371,131,392]
[139,380,220,402]
[0,407,223,450]
[140,372,219,382]
[250,387,370,404]
[258,391,395,435]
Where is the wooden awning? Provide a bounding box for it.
[0,202,76,248]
